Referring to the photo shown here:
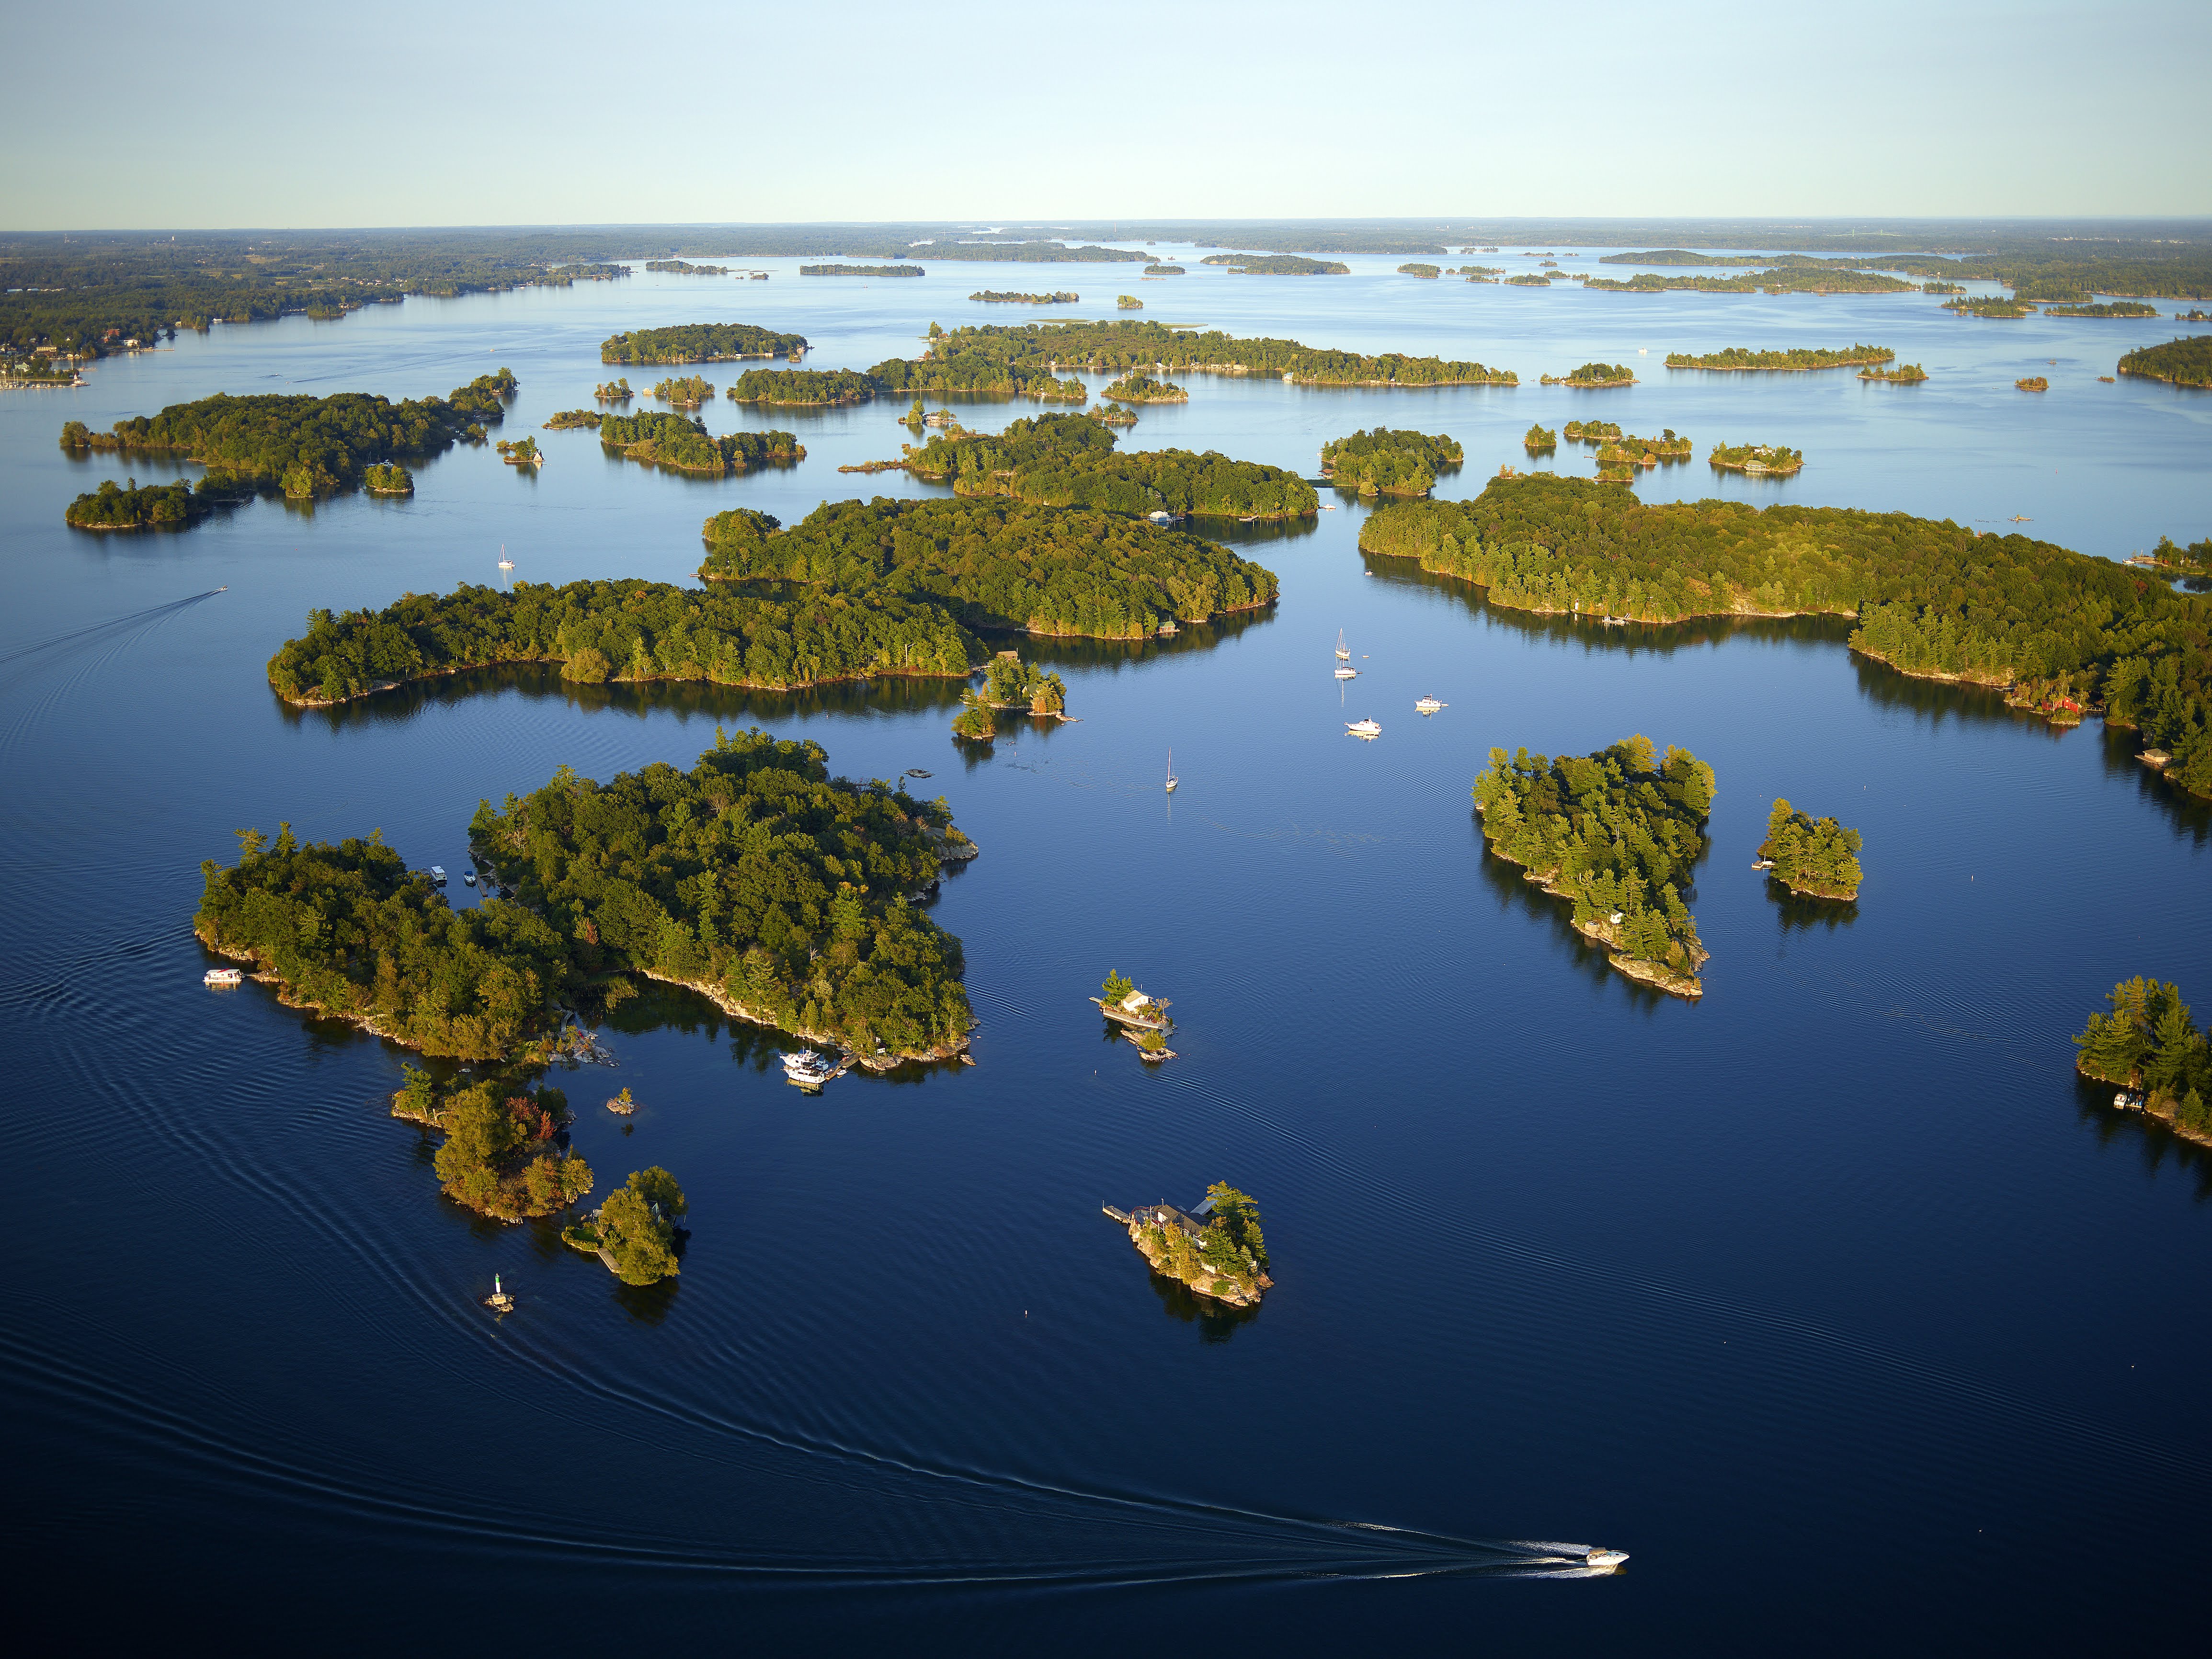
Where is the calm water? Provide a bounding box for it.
[6,250,2210,1651]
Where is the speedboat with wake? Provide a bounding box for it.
[1585,1547,1628,1570]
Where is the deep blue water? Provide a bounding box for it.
[6,249,2210,1651]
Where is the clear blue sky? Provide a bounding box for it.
[5,0,2206,229]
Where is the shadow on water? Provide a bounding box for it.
[2097,721,2212,846]
[1148,1271,1260,1342]
[1769,883,1860,935]
[2073,1075,2212,1202]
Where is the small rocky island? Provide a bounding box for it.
[2074,976,2212,1144]
[1117,295,1143,309]
[562,1167,687,1285]
[1542,362,1634,387]
[1104,1184,1271,1307]
[1101,372,1186,403]
[1091,970,1174,1059]
[1523,422,1557,450]
[1756,798,1862,900]
[2016,376,2050,393]
[953,653,1069,741]
[1709,441,1804,475]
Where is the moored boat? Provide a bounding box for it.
[1335,629,1351,660]
[1165,749,1178,793]
[1415,696,1446,714]
[1346,718,1381,738]
[1334,665,1358,680]
[203,967,244,987]
[782,1049,843,1088]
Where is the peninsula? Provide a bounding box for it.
[1358,473,2212,798]
[595,411,803,474]
[971,291,1079,304]
[870,319,1515,394]
[58,369,516,522]
[1472,735,1715,998]
[887,413,1315,522]
[1319,428,1464,497]
[1708,441,1803,475]
[1541,362,1634,387]
[726,367,884,405]
[1109,1184,1271,1307]
[600,324,806,364]
[1756,799,1862,900]
[1665,345,1893,372]
[2117,335,2212,388]
[2074,977,2212,1143]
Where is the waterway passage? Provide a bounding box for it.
[4,250,2209,1652]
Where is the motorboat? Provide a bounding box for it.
[1334,665,1358,680]
[427,865,447,884]
[1415,696,1446,714]
[783,1050,841,1088]
[461,870,477,886]
[1346,718,1381,738]
[1585,1548,1629,1570]
[204,967,244,987]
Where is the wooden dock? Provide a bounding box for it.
[1101,1204,1132,1224]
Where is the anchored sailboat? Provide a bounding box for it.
[1335,629,1351,660]
[1164,750,1178,793]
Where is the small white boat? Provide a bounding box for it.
[1415,696,1446,714]
[1333,665,1358,680]
[428,865,447,884]
[498,544,514,571]
[1346,718,1381,738]
[1751,858,1775,871]
[1164,749,1178,793]
[461,870,477,886]
[1335,629,1351,661]
[1585,1548,1628,1570]
[203,967,244,987]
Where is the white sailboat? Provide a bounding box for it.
[497,543,514,572]
[1335,629,1351,660]
[1164,750,1178,793]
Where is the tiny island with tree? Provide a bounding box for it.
[2075,977,2212,1143]
[1860,363,1929,383]
[1542,362,1635,387]
[1108,1185,1271,1307]
[1101,372,1186,403]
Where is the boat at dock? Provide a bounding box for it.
[782,1049,846,1088]
[1346,718,1381,738]
[428,865,447,884]
[203,967,243,987]
[1415,696,1446,714]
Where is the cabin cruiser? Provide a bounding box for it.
[1346,718,1381,738]
[1585,1548,1628,1570]
[203,967,243,987]
[1334,665,1358,680]
[1415,696,1446,714]
[427,865,447,885]
[782,1050,841,1088]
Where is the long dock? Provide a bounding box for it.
[1101,1204,1132,1224]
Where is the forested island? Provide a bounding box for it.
[595,377,633,402]
[971,291,1079,304]
[58,369,515,519]
[954,652,1068,739]
[1117,295,1142,309]
[2117,336,2212,387]
[563,1168,687,1285]
[1580,265,1916,297]
[1398,263,1441,279]
[801,264,924,278]
[697,495,1279,635]
[364,462,413,495]
[595,411,803,475]
[1087,401,1138,426]
[1143,264,1185,276]
[2180,310,2211,323]
[2075,977,2211,1141]
[1101,372,1186,402]
[1454,265,1504,278]
[1541,363,1634,387]
[1709,441,1804,475]
[1472,736,1715,998]
[201,729,976,1081]
[1319,428,1464,497]
[1757,800,1862,900]
[870,319,1515,395]
[646,260,728,275]
[2017,377,2049,393]
[65,473,250,531]
[1199,253,1351,275]
[1943,297,2032,319]
[891,413,1312,519]
[651,374,714,408]
[1524,423,1557,450]
[1860,363,1928,383]
[544,409,603,430]
[1505,273,1551,287]
[1665,345,1893,372]
[601,324,806,364]
[1359,473,2212,797]
[1563,420,1620,443]
[2042,302,2159,319]
[1119,1185,1271,1307]
[726,367,883,405]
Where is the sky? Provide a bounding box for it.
[3,0,2207,230]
